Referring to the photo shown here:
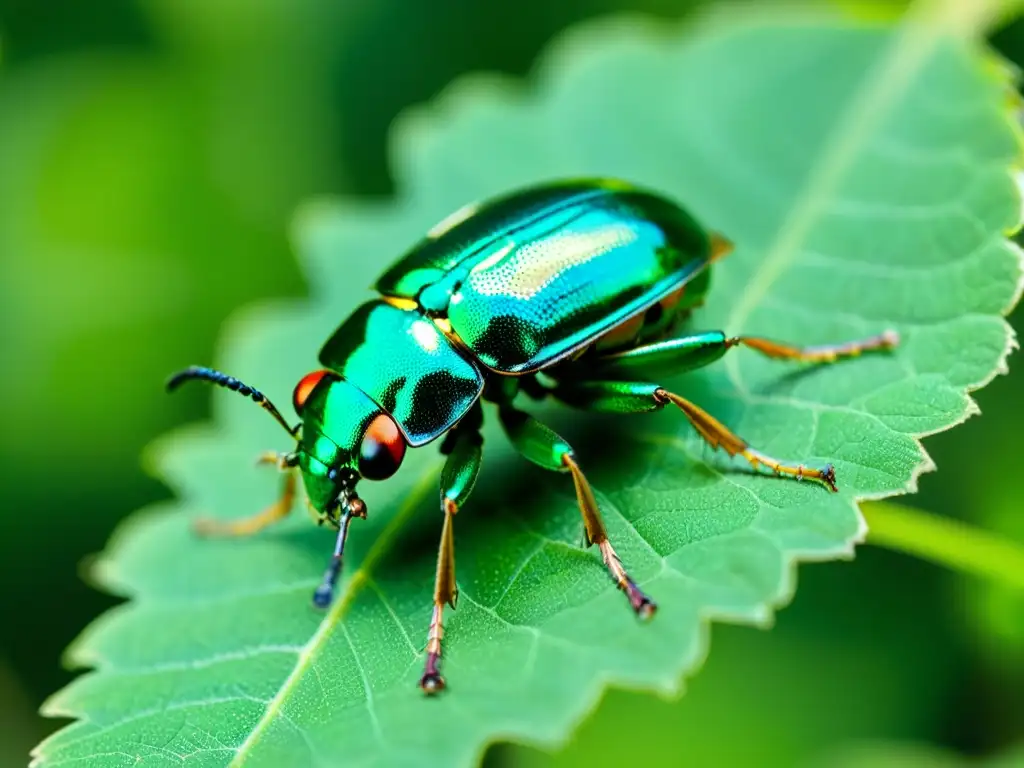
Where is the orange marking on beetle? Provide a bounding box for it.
[383,295,419,311]
[658,285,685,313]
[709,232,733,262]
[292,369,334,414]
[596,311,646,351]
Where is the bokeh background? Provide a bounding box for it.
[1,1,1022,766]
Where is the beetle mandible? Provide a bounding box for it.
[168,178,898,693]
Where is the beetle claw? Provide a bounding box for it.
[419,673,445,694]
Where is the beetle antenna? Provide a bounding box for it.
[167,365,299,437]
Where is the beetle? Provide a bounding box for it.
[168,178,897,693]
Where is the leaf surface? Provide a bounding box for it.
[35,4,1023,767]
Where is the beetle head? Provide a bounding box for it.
[292,370,407,517]
[165,364,407,522]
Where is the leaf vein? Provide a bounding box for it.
[365,576,421,657]
[340,622,385,744]
[227,464,438,766]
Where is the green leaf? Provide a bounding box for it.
[35,3,1023,766]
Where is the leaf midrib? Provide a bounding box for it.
[230,467,440,765]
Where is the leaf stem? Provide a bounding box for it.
[862,501,1024,590]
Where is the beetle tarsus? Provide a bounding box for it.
[419,657,445,695]
[556,451,658,618]
[419,507,455,694]
[418,605,448,694]
[192,466,296,538]
[311,507,356,609]
[419,634,446,695]
[598,540,656,620]
[822,463,838,492]
[633,592,657,621]
[418,604,448,695]
[740,447,837,492]
[733,329,899,363]
[652,389,840,492]
[312,556,342,609]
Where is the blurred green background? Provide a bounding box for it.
[1,1,1022,766]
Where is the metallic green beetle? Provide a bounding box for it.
[169,179,897,693]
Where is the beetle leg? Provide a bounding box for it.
[421,498,458,694]
[499,406,656,619]
[312,496,365,609]
[193,451,299,536]
[592,329,897,376]
[653,388,837,490]
[420,427,483,694]
[553,379,838,491]
[728,329,899,363]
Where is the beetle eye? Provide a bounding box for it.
[358,414,407,480]
[293,370,336,414]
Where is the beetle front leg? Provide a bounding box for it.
[498,406,656,618]
[420,427,483,694]
[193,451,299,536]
[554,380,838,491]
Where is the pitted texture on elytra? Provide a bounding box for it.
[375,181,612,299]
[35,8,1023,768]
[446,191,710,373]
